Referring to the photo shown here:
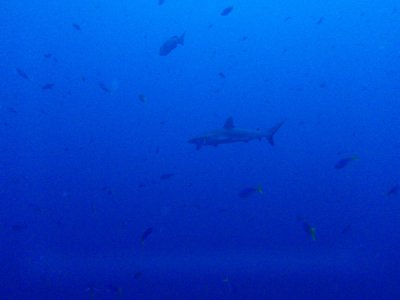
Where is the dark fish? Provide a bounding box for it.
[43,53,53,58]
[218,72,226,78]
[386,185,399,196]
[41,83,55,90]
[334,156,358,170]
[341,224,352,234]
[98,82,110,93]
[141,227,153,243]
[138,183,146,188]
[159,32,185,56]
[134,271,143,279]
[220,6,234,16]
[106,284,122,294]
[138,94,147,102]
[302,221,316,240]
[158,0,165,5]
[160,173,174,180]
[16,68,30,80]
[238,186,263,199]
[11,223,28,232]
[6,106,17,114]
[316,16,324,24]
[72,23,81,31]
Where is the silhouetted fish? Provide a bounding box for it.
[6,106,17,114]
[43,53,53,58]
[160,173,174,180]
[334,156,358,170]
[11,223,28,232]
[72,23,81,31]
[341,224,352,234]
[386,185,399,196]
[316,16,324,24]
[159,33,185,56]
[220,6,233,16]
[238,186,263,198]
[158,0,165,5]
[141,227,153,243]
[98,82,110,93]
[41,83,55,90]
[16,68,30,80]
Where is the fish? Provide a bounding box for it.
[386,185,399,196]
[43,53,53,58]
[220,6,234,16]
[72,23,81,31]
[341,224,352,234]
[134,271,143,279]
[6,106,17,114]
[11,223,28,232]
[141,227,153,244]
[138,94,147,102]
[218,72,226,78]
[316,16,324,25]
[159,32,185,56]
[98,82,110,93]
[188,117,284,150]
[16,68,30,80]
[41,83,55,90]
[334,156,358,170]
[297,218,316,241]
[158,0,165,5]
[238,186,263,199]
[160,173,174,180]
[302,221,316,241]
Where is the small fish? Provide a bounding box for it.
[41,83,55,90]
[302,222,316,241]
[138,183,146,188]
[218,72,226,78]
[220,6,234,16]
[134,271,143,279]
[141,227,153,243]
[159,32,185,56]
[6,106,17,114]
[98,82,110,93]
[160,173,174,180]
[238,186,263,199]
[43,53,53,58]
[316,16,324,25]
[386,185,399,197]
[72,23,81,31]
[341,224,352,234]
[106,284,122,295]
[138,94,147,103]
[16,68,30,80]
[334,156,358,170]
[11,223,28,232]
[158,0,165,5]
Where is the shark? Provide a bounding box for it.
[188,117,284,150]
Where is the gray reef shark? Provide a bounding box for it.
[188,117,284,150]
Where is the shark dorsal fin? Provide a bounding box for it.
[223,117,235,129]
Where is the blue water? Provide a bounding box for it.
[1,1,400,299]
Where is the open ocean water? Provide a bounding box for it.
[1,0,400,299]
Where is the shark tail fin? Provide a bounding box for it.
[267,121,285,146]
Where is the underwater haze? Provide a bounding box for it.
[1,0,400,299]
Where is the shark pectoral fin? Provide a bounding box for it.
[267,121,285,146]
